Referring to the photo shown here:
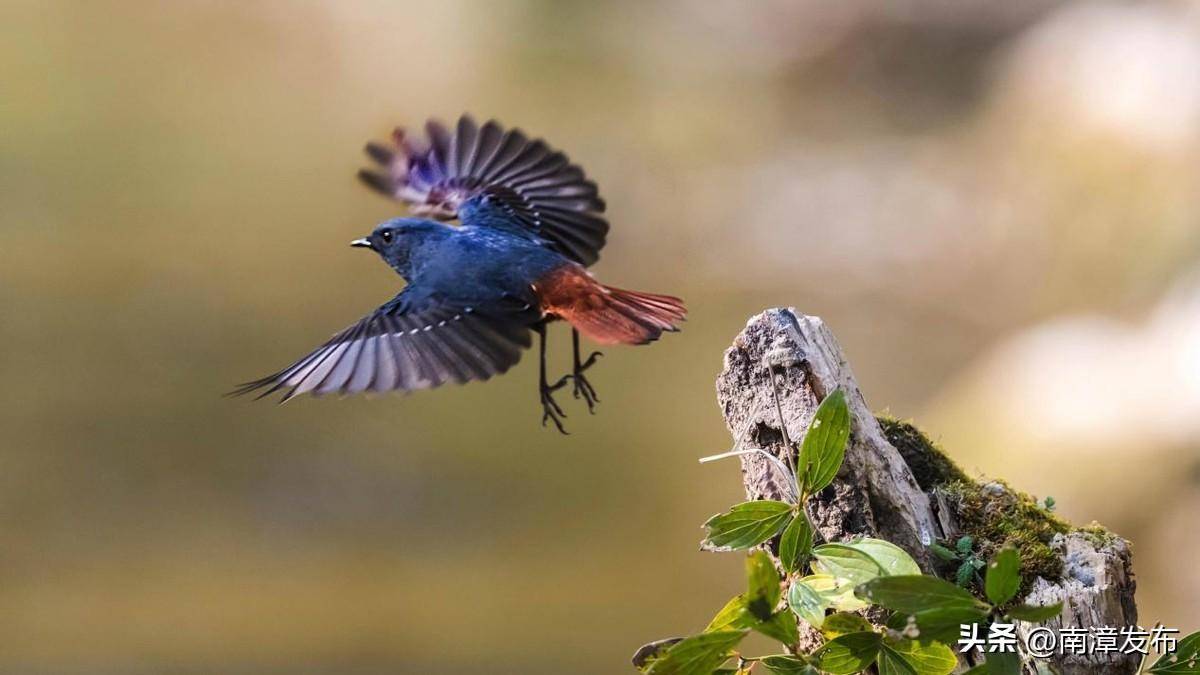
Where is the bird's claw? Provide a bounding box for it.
[540,378,570,434]
[572,351,602,414]
[549,374,572,392]
[580,350,602,371]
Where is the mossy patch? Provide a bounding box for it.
[877,417,970,490]
[1078,522,1121,549]
[938,479,1071,597]
[877,417,1124,599]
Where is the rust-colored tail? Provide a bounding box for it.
[534,265,687,345]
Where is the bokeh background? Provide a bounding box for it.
[4,1,1200,672]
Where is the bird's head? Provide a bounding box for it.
[351,218,447,278]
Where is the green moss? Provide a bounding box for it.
[939,479,1071,596]
[1078,522,1121,549]
[877,417,1125,599]
[877,417,971,490]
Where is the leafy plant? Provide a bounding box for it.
[929,535,986,590]
[634,387,1197,674]
[1144,631,1200,673]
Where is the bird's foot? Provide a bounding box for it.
[540,375,571,434]
[571,351,602,414]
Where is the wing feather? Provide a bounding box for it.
[471,120,509,179]
[358,114,609,266]
[231,292,532,401]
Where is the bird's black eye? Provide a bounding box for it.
[380,229,394,244]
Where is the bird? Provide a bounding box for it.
[232,114,686,432]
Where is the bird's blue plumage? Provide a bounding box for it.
[368,214,569,311]
[236,114,684,434]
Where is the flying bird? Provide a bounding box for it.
[233,115,686,432]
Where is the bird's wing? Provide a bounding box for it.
[357,114,609,266]
[231,290,535,402]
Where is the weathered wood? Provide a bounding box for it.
[715,308,1138,674]
[715,308,943,567]
[1020,533,1139,674]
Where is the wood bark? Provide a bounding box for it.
[714,308,1139,674]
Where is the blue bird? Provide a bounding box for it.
[233,115,686,432]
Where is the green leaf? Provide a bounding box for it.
[1148,630,1200,673]
[877,645,919,675]
[982,651,1021,675]
[817,631,883,675]
[985,547,1020,606]
[788,576,831,628]
[645,630,748,675]
[759,654,820,675]
[955,560,976,588]
[955,536,974,555]
[857,575,991,615]
[821,612,874,639]
[887,610,985,645]
[632,637,684,671]
[797,573,869,613]
[844,538,921,577]
[746,550,781,620]
[705,595,753,633]
[929,542,959,562]
[778,512,813,574]
[884,638,957,675]
[797,389,851,493]
[709,585,797,646]
[755,610,801,646]
[1006,602,1062,623]
[703,501,794,551]
[812,543,885,586]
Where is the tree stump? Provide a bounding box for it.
[714,308,1139,674]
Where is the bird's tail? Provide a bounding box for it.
[534,265,687,345]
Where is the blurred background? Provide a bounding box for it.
[3,0,1199,672]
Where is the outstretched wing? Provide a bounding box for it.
[231,290,535,402]
[357,114,609,266]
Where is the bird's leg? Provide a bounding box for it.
[535,322,569,434]
[569,328,602,413]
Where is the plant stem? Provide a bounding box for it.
[767,367,800,498]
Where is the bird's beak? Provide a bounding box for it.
[350,238,374,250]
